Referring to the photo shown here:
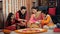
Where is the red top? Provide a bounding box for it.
[15,11,29,22]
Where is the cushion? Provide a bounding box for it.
[48,8,56,16]
[54,28,60,32]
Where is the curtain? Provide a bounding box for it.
[3,0,33,21]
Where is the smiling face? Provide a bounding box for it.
[21,9,26,14]
[11,15,14,19]
[32,9,37,14]
[42,12,47,20]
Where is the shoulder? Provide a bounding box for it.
[47,14,50,16]
[17,10,21,13]
[46,14,51,18]
[16,10,21,14]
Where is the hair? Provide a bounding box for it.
[6,13,14,26]
[42,10,47,15]
[21,6,26,10]
[37,9,42,11]
[31,7,38,10]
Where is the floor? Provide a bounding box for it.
[0,30,60,34]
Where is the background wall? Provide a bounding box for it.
[3,0,34,21]
[0,0,3,29]
[2,0,49,21]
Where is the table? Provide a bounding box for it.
[0,29,60,34]
[40,30,60,34]
[13,29,60,34]
[14,28,47,34]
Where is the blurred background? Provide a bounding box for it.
[0,0,60,29]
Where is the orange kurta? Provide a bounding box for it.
[41,15,52,27]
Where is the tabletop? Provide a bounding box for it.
[0,29,60,34]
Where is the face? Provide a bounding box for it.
[21,9,26,14]
[38,11,41,13]
[42,13,46,20]
[32,9,37,14]
[11,15,14,19]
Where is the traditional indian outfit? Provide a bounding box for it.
[41,14,56,28]
[28,12,44,28]
[16,10,29,21]
[41,15,52,25]
[29,12,44,23]
[15,10,29,29]
[5,19,16,31]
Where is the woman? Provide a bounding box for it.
[28,7,43,28]
[41,10,56,28]
[29,7,43,23]
[5,13,16,30]
[16,6,29,29]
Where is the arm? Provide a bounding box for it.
[45,15,50,24]
[15,12,23,21]
[41,15,51,25]
[29,14,36,23]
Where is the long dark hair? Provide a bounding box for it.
[6,13,14,26]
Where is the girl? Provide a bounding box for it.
[41,10,56,29]
[5,13,16,30]
[28,7,43,28]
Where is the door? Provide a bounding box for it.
[56,0,60,15]
[0,1,4,29]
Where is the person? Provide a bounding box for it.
[29,7,43,23]
[5,13,16,30]
[28,7,43,28]
[15,6,29,29]
[41,10,56,28]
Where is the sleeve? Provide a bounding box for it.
[44,15,50,24]
[41,15,51,25]
[25,11,29,21]
[29,14,36,23]
[15,12,20,20]
[40,13,44,20]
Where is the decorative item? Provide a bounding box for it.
[3,29,11,34]
[15,28,47,34]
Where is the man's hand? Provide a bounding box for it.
[11,24,16,26]
[18,19,23,21]
[23,20,27,22]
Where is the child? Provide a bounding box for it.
[28,7,43,28]
[41,10,56,29]
[5,13,16,30]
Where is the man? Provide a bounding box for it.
[16,6,29,29]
